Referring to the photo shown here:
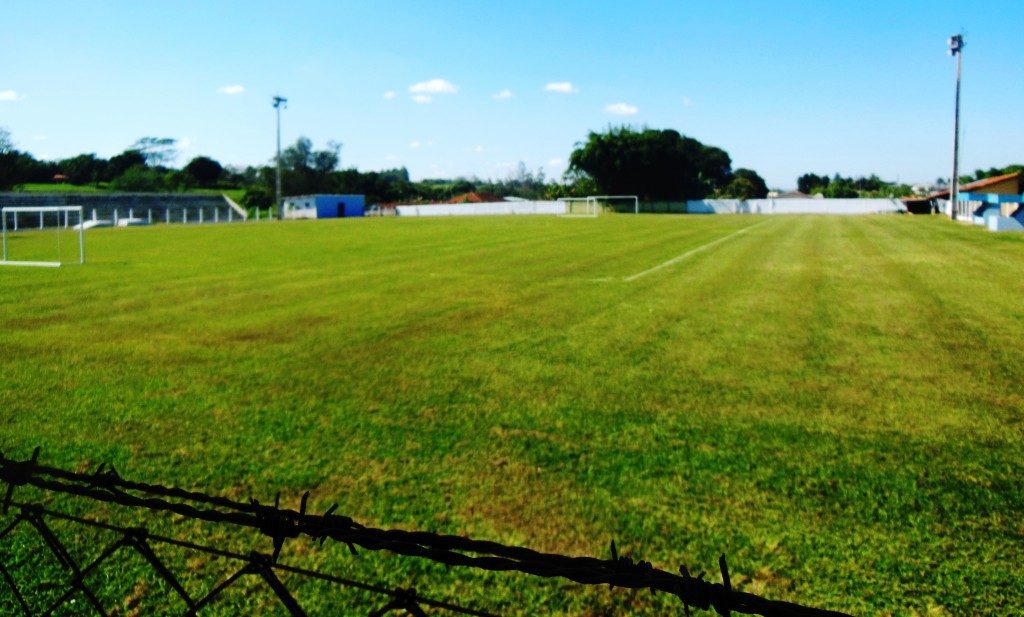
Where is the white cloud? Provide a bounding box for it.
[411,94,432,104]
[547,158,564,167]
[383,90,397,100]
[0,89,24,101]
[465,145,485,153]
[217,85,245,95]
[544,82,577,94]
[409,78,458,94]
[409,141,422,149]
[492,89,513,100]
[178,137,193,150]
[604,102,639,116]
[32,134,47,141]
[682,96,694,107]
[384,154,398,161]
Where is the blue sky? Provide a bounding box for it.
[2,1,1022,188]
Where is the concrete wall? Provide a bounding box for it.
[395,201,565,217]
[687,198,906,215]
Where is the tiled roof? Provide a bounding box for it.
[928,171,1022,199]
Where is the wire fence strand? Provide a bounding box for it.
[0,448,852,616]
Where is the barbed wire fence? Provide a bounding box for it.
[0,448,852,616]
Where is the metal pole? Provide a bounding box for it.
[78,209,84,264]
[2,210,7,261]
[950,34,964,221]
[273,96,287,219]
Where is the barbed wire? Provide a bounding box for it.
[0,448,853,616]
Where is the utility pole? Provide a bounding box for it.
[949,35,964,220]
[273,95,288,219]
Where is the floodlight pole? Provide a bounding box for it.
[949,35,964,220]
[273,96,288,219]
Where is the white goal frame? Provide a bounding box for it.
[1,206,85,267]
[558,197,600,218]
[558,195,640,217]
[590,195,640,214]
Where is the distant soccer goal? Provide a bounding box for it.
[558,197,599,218]
[1,206,85,267]
[558,195,639,217]
[589,195,640,214]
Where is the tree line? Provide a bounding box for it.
[15,123,998,207]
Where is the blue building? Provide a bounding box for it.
[282,194,366,219]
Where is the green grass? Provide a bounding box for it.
[13,183,246,203]
[1,215,1022,615]
[15,182,110,193]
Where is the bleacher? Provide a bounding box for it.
[0,193,246,226]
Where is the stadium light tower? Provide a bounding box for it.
[273,95,288,218]
[949,35,964,220]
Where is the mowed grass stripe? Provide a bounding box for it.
[622,218,772,281]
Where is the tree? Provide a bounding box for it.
[184,156,224,187]
[105,150,147,181]
[718,168,768,199]
[242,185,274,210]
[57,154,105,186]
[312,141,341,175]
[797,173,830,194]
[568,127,733,201]
[282,137,314,170]
[0,127,12,154]
[109,165,165,191]
[823,175,858,198]
[130,137,178,167]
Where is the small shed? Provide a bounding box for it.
[283,194,366,219]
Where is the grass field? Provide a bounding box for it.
[1,214,1022,615]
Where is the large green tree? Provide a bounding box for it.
[717,168,769,199]
[57,154,105,186]
[184,156,224,187]
[568,127,732,201]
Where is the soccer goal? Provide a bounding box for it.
[1,206,85,267]
[558,197,600,218]
[589,195,640,214]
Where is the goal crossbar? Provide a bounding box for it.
[1,205,85,266]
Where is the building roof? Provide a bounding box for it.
[447,192,503,204]
[926,171,1022,200]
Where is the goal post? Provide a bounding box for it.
[558,197,599,218]
[1,206,85,267]
[589,195,640,214]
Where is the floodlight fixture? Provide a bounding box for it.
[949,34,964,56]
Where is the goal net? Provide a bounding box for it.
[1,206,85,267]
[558,195,639,217]
[558,197,599,218]
[589,195,639,214]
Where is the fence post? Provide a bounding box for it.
[114,209,119,226]
[184,209,188,224]
[148,209,152,224]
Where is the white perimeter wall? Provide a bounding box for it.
[688,198,906,215]
[394,201,565,217]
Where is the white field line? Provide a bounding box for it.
[622,220,770,282]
